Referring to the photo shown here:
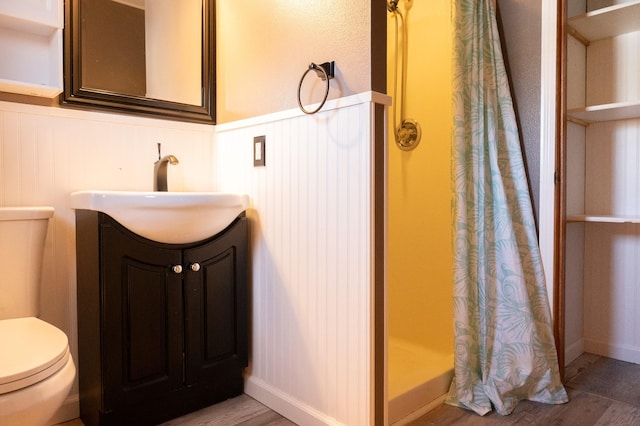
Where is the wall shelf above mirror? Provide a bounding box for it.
[62,0,215,124]
[0,0,63,98]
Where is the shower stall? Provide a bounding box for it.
[386,0,454,423]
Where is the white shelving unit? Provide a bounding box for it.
[568,100,640,123]
[567,214,640,224]
[0,0,63,98]
[568,0,640,41]
[564,0,640,366]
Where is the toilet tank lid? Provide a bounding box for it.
[0,317,69,393]
[0,207,54,221]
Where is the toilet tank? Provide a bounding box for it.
[0,207,54,320]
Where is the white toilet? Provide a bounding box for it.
[0,207,76,426]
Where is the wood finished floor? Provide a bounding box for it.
[408,353,640,425]
[58,353,640,425]
[56,394,295,426]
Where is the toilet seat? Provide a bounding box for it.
[0,317,70,394]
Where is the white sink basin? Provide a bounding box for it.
[70,190,250,244]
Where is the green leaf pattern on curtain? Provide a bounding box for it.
[446,0,568,416]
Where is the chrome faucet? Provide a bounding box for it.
[154,143,179,191]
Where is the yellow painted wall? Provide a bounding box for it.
[216,0,384,123]
[387,0,453,354]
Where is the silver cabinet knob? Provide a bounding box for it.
[190,263,201,272]
[172,265,183,274]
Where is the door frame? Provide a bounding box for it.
[539,0,566,374]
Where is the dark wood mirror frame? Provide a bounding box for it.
[61,0,215,124]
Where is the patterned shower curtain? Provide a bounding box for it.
[446,0,568,416]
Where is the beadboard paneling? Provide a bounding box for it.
[580,87,640,363]
[0,95,384,425]
[215,101,377,426]
[585,120,640,215]
[0,101,215,422]
[583,223,640,363]
[583,120,640,363]
[565,6,640,367]
[587,32,640,106]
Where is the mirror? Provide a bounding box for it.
[62,0,215,124]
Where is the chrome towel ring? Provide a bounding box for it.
[297,61,335,115]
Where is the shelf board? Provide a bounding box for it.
[567,214,640,224]
[567,100,640,123]
[0,1,62,32]
[568,0,640,42]
[0,79,61,98]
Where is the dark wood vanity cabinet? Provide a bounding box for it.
[75,211,248,426]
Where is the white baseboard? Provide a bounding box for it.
[49,392,79,425]
[565,339,585,366]
[245,377,343,426]
[584,339,640,364]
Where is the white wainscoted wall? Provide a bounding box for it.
[0,100,215,422]
[0,91,387,425]
[215,92,388,426]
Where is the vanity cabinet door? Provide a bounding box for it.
[100,222,184,413]
[76,211,248,425]
[183,218,248,391]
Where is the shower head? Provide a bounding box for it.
[387,0,399,13]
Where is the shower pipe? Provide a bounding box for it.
[388,0,421,151]
[297,62,335,115]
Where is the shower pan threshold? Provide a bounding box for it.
[388,337,454,425]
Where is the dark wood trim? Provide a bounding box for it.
[553,0,567,380]
[371,2,387,94]
[373,103,386,426]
